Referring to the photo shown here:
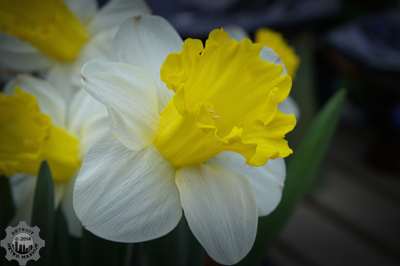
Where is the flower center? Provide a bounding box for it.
[153,29,296,168]
[0,0,89,62]
[0,89,80,183]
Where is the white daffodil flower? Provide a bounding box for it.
[0,0,150,97]
[74,15,296,265]
[225,26,300,118]
[1,75,108,236]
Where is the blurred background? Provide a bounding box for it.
[139,0,400,265]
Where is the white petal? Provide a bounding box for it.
[64,0,98,25]
[0,34,51,72]
[6,75,67,127]
[73,136,181,242]
[215,152,286,217]
[279,97,300,119]
[61,178,82,237]
[113,15,182,108]
[225,26,248,41]
[67,89,108,154]
[176,158,258,265]
[249,159,286,216]
[10,175,36,224]
[54,184,66,207]
[81,60,159,150]
[89,0,151,34]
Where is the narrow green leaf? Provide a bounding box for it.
[53,208,72,266]
[238,89,347,266]
[0,176,15,229]
[31,161,55,266]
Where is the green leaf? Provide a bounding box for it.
[31,161,55,266]
[237,89,347,266]
[0,176,15,230]
[0,176,15,266]
[53,208,72,266]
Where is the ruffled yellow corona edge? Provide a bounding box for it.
[0,89,80,182]
[155,29,296,168]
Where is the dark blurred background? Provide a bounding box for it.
[138,0,400,265]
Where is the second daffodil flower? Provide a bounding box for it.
[0,76,107,236]
[74,15,296,265]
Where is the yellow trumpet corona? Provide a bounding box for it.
[154,29,296,168]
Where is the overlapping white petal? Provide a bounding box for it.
[81,60,159,150]
[176,158,258,265]
[74,136,182,242]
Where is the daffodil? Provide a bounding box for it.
[1,75,107,236]
[74,15,296,264]
[0,0,150,96]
